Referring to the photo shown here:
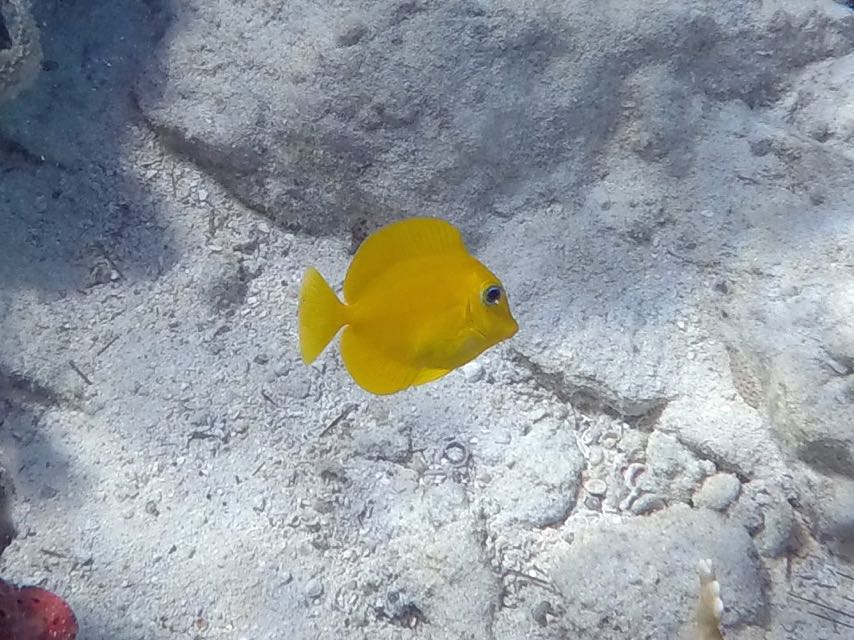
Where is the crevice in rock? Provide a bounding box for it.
[509,349,672,430]
[131,96,275,222]
[673,434,751,484]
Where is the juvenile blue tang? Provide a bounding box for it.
[298,217,518,394]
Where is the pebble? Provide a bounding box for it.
[693,473,741,511]
[630,493,666,515]
[583,494,601,511]
[305,578,324,599]
[461,361,484,383]
[587,447,604,466]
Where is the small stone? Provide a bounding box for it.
[461,361,484,383]
[305,577,324,599]
[631,493,666,515]
[586,446,604,466]
[693,473,741,511]
[584,478,607,497]
[337,22,367,47]
[583,494,601,510]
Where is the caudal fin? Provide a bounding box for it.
[298,267,346,364]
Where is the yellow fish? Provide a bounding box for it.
[298,217,518,395]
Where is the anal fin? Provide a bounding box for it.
[341,328,419,395]
[412,367,452,387]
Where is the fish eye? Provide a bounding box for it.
[483,284,502,305]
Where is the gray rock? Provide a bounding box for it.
[136,1,854,236]
[694,473,741,512]
[767,350,854,479]
[584,478,607,497]
[375,483,500,640]
[656,397,777,480]
[804,476,854,543]
[304,577,324,599]
[351,418,412,464]
[755,500,797,558]
[460,361,485,384]
[630,492,667,515]
[638,431,709,504]
[728,480,798,558]
[548,504,766,639]
[484,416,583,527]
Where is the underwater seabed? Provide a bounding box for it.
[2,0,854,638]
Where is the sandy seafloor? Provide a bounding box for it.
[2,1,854,639]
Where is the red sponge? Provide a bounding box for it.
[0,579,78,640]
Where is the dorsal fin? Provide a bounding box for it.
[343,217,467,302]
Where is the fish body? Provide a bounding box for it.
[298,217,518,395]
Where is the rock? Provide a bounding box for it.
[637,431,710,504]
[693,473,741,511]
[377,483,500,640]
[756,500,797,558]
[351,418,412,464]
[728,480,798,557]
[304,577,324,599]
[656,397,778,480]
[547,504,766,639]
[135,1,854,236]
[803,476,854,543]
[461,361,484,384]
[630,492,666,515]
[767,350,854,479]
[484,416,583,527]
[584,478,607,497]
